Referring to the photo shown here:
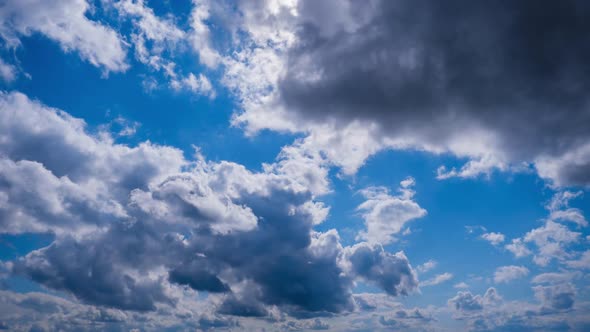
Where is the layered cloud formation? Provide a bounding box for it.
[0,0,589,331]
[0,92,419,328]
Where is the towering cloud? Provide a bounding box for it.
[0,92,417,318]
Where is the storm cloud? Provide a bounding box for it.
[278,0,590,186]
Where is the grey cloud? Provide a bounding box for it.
[279,0,590,186]
[217,294,268,317]
[0,92,184,188]
[12,236,175,312]
[448,291,484,311]
[0,91,417,318]
[168,260,229,293]
[345,243,418,297]
[0,289,241,331]
[534,283,576,312]
[281,318,330,330]
[448,288,501,313]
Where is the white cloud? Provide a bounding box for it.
[535,143,590,188]
[112,0,216,98]
[0,0,128,73]
[0,57,16,82]
[546,191,587,227]
[356,177,427,245]
[532,272,581,284]
[524,221,581,266]
[481,232,505,246]
[494,265,529,284]
[189,0,221,68]
[170,72,215,98]
[421,272,453,287]
[114,0,184,46]
[416,259,437,274]
[565,250,590,270]
[453,282,469,289]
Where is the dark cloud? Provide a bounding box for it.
[12,236,175,312]
[168,260,229,293]
[217,295,268,317]
[280,0,590,186]
[346,243,418,297]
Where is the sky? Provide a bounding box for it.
[0,0,589,331]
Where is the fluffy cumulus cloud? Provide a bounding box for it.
[356,177,426,245]
[0,91,420,329]
[2,1,590,331]
[0,0,128,73]
[481,232,505,246]
[448,288,500,312]
[501,190,588,269]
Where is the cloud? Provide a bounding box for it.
[344,243,418,297]
[448,291,484,312]
[0,91,185,234]
[12,235,175,311]
[0,288,241,331]
[170,72,216,98]
[565,250,590,270]
[421,272,453,287]
[546,191,588,227]
[448,288,501,313]
[0,0,128,73]
[524,221,581,266]
[532,272,581,285]
[281,318,330,331]
[446,286,589,331]
[378,308,433,329]
[504,190,588,272]
[0,90,419,319]
[533,283,576,312]
[0,57,16,82]
[493,265,529,284]
[356,177,427,245]
[167,259,229,293]
[220,0,590,187]
[416,259,437,274]
[481,232,505,246]
[453,282,469,289]
[504,238,532,258]
[188,0,221,68]
[111,0,216,97]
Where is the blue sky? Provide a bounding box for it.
[0,0,589,331]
